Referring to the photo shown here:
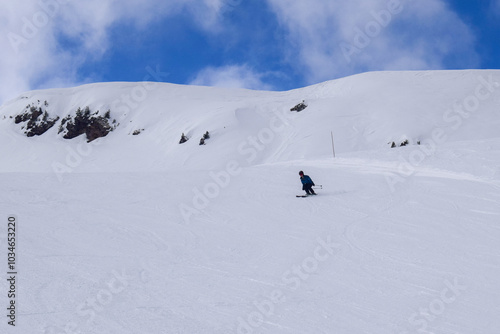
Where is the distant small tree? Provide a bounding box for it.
[291,100,308,112]
[179,133,188,144]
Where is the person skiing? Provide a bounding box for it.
[299,171,316,195]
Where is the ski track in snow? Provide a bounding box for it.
[1,150,500,334]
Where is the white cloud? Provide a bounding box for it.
[0,0,226,104]
[190,65,273,90]
[266,0,480,84]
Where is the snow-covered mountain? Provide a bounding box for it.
[1,70,499,334]
[1,70,500,172]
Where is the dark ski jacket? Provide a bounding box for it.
[300,175,314,186]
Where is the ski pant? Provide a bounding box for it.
[303,183,315,195]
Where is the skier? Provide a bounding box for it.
[299,171,316,195]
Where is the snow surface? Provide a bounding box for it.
[1,70,500,333]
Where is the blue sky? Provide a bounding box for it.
[1,0,500,103]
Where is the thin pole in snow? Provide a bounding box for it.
[331,131,336,158]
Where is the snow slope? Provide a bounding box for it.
[1,70,500,334]
[1,70,500,172]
